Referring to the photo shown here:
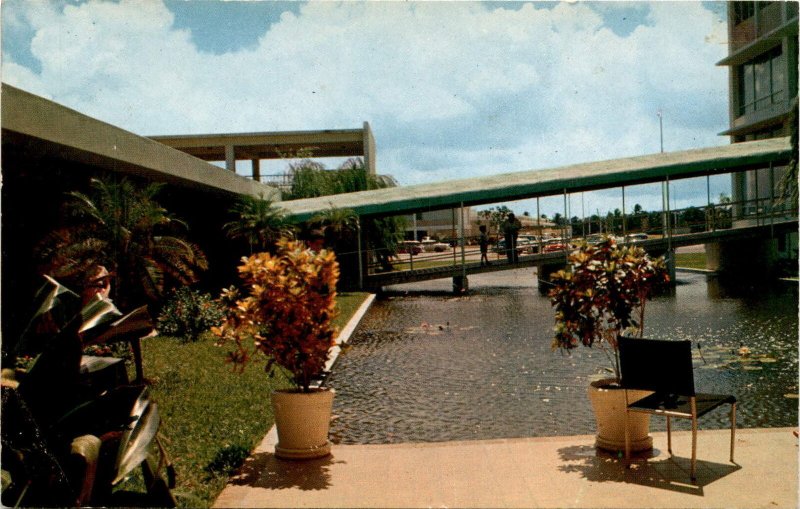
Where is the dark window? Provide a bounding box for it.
[737,45,786,115]
[733,1,756,25]
[788,2,798,20]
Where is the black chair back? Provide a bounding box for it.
[618,336,695,396]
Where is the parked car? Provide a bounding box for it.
[493,239,530,255]
[543,238,568,253]
[585,234,606,245]
[420,237,450,252]
[625,233,649,243]
[398,240,422,255]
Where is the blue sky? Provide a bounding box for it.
[1,1,732,217]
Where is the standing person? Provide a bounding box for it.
[478,225,490,266]
[502,213,522,263]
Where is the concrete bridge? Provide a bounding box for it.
[363,218,798,292]
[274,135,795,291]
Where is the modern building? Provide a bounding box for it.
[715,0,798,274]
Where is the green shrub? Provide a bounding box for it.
[157,287,225,341]
[204,444,251,478]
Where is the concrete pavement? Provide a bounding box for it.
[214,427,798,508]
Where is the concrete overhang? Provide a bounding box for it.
[150,128,370,161]
[1,83,279,200]
[716,20,798,67]
[279,137,793,223]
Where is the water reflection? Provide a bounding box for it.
[327,269,798,445]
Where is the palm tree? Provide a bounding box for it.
[224,194,294,254]
[36,177,207,311]
[286,158,407,280]
[310,206,357,243]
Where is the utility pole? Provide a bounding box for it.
[657,109,664,153]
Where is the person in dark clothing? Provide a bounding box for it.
[502,213,522,263]
[478,225,490,266]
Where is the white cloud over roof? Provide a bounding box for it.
[2,0,729,214]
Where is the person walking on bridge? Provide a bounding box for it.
[479,225,490,266]
[502,213,522,263]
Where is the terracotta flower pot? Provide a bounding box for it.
[271,388,335,459]
[588,378,653,453]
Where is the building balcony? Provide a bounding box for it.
[721,98,794,138]
[720,5,798,66]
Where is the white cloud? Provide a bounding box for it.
[2,0,729,208]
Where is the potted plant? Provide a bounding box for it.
[549,236,669,452]
[213,238,340,459]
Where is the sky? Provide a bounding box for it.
[1,0,733,218]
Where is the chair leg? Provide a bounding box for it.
[624,409,631,465]
[666,416,672,456]
[730,402,736,463]
[690,398,698,482]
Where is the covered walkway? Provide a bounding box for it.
[279,137,792,222]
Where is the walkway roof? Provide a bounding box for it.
[149,124,375,168]
[279,136,793,222]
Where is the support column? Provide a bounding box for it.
[538,262,564,294]
[665,248,676,283]
[225,144,236,172]
[705,238,778,280]
[251,158,261,181]
[357,217,364,290]
[452,275,469,294]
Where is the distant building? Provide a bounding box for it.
[718,1,798,267]
[404,208,479,242]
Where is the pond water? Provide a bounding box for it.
[326,269,798,445]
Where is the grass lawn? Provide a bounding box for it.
[674,252,707,270]
[119,291,371,507]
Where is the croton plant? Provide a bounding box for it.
[549,236,670,382]
[213,238,340,392]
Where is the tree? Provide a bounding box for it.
[286,158,406,282]
[224,194,294,254]
[478,206,513,238]
[681,206,706,232]
[36,177,207,311]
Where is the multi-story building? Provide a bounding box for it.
[717,1,798,271]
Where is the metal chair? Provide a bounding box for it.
[618,336,737,482]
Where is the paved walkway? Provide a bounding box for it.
[214,427,798,508]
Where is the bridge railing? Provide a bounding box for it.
[361,194,797,276]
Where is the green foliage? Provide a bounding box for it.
[549,237,670,381]
[778,102,798,205]
[477,206,513,237]
[285,158,407,280]
[204,444,251,478]
[223,194,294,254]
[157,287,226,341]
[35,177,207,310]
[114,292,368,507]
[118,335,292,507]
